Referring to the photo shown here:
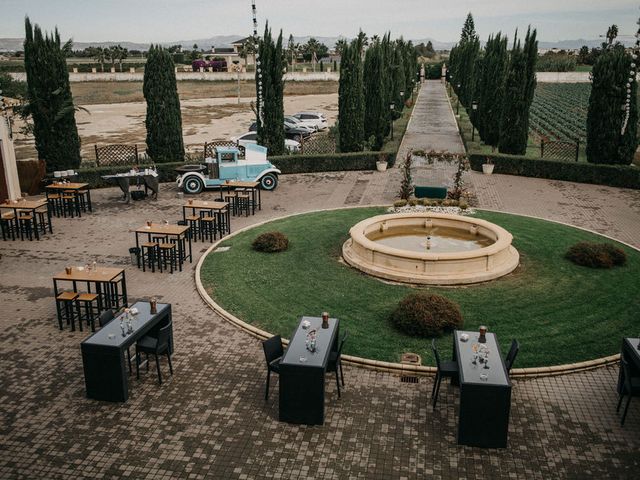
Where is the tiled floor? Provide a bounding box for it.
[1,170,639,479]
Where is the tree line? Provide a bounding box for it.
[448,13,637,164]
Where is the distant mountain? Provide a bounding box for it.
[0,35,635,53]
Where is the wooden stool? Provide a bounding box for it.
[159,243,177,273]
[199,213,217,242]
[17,214,34,241]
[55,291,80,331]
[0,213,16,241]
[35,207,51,235]
[185,215,201,242]
[62,192,80,218]
[236,192,251,217]
[77,293,100,332]
[224,192,238,216]
[47,193,63,217]
[78,190,89,212]
[141,242,161,273]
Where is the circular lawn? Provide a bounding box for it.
[200,208,640,368]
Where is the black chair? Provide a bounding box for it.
[505,339,520,373]
[136,321,173,384]
[98,309,114,327]
[262,335,283,401]
[431,339,459,410]
[617,358,640,426]
[327,330,348,398]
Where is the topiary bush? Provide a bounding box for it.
[252,231,289,253]
[390,293,463,338]
[565,242,627,268]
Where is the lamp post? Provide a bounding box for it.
[456,84,461,115]
[400,90,404,110]
[412,80,416,101]
[471,100,478,141]
[390,103,395,139]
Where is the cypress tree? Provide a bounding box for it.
[498,28,537,155]
[450,13,479,106]
[256,25,286,155]
[392,45,406,111]
[477,33,508,147]
[338,40,365,152]
[23,17,81,173]
[404,40,417,95]
[364,41,386,149]
[143,45,184,162]
[586,46,638,164]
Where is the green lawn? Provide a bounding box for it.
[200,208,640,368]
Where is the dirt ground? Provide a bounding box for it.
[13,83,338,162]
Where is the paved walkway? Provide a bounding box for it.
[1,168,639,479]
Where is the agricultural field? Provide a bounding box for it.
[528,83,590,144]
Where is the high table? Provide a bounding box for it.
[279,316,340,425]
[45,182,92,213]
[134,223,192,270]
[101,173,159,203]
[182,200,231,237]
[453,330,512,448]
[217,181,261,215]
[0,198,51,240]
[81,302,172,402]
[618,338,640,394]
[52,266,128,311]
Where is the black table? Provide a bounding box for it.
[453,330,512,448]
[279,316,340,425]
[81,302,172,402]
[102,173,159,203]
[618,337,640,394]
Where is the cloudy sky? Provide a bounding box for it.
[1,0,638,43]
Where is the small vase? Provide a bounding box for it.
[376,161,388,172]
[482,164,494,175]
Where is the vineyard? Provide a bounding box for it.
[529,83,590,143]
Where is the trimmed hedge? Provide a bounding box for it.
[468,153,640,189]
[73,162,183,188]
[269,151,378,174]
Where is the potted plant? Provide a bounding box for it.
[376,154,388,172]
[482,157,494,175]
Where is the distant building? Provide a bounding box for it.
[202,38,255,70]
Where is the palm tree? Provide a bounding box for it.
[92,46,106,72]
[304,38,322,71]
[239,38,257,69]
[334,38,348,56]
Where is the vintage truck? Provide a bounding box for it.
[176,144,280,194]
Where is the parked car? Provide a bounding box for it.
[292,112,328,131]
[231,132,301,153]
[284,116,316,134]
[248,120,314,140]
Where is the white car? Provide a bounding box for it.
[284,116,316,134]
[292,112,329,131]
[231,132,301,153]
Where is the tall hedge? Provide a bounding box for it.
[143,45,184,162]
[498,28,537,155]
[586,46,638,164]
[338,40,365,152]
[23,18,81,173]
[256,25,286,156]
[476,33,508,147]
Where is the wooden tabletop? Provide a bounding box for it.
[46,183,89,190]
[135,223,190,235]
[183,200,228,209]
[53,266,124,282]
[0,198,48,210]
[224,181,259,188]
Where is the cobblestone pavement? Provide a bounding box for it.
[1,171,639,480]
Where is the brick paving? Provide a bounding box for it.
[2,86,640,478]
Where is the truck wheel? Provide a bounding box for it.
[183,176,204,194]
[260,173,278,191]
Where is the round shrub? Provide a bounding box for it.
[390,293,463,338]
[252,231,289,253]
[565,242,627,268]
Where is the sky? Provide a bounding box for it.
[1,0,638,44]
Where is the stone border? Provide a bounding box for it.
[195,206,631,378]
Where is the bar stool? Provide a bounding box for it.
[159,242,178,273]
[77,293,101,332]
[17,213,34,241]
[235,191,251,217]
[0,213,16,241]
[47,193,63,217]
[185,215,201,242]
[224,192,238,216]
[35,206,51,235]
[55,291,80,331]
[62,191,79,218]
[141,242,161,273]
[78,189,89,212]
[199,212,217,242]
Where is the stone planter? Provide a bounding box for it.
[482,163,494,175]
[376,161,388,172]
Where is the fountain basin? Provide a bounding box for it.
[342,213,519,285]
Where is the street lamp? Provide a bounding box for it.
[400,91,404,109]
[456,84,461,115]
[412,80,416,101]
[390,103,395,139]
[471,100,478,141]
